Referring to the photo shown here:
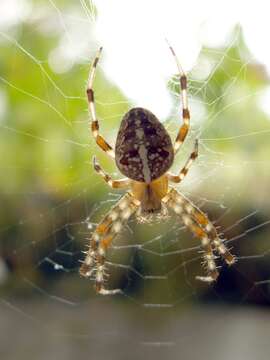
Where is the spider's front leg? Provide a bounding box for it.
[80,193,139,295]
[86,47,115,158]
[168,43,190,154]
[163,188,236,282]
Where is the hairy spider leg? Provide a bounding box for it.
[167,139,198,183]
[174,190,236,265]
[93,156,130,189]
[163,189,218,282]
[86,47,115,158]
[80,193,139,295]
[163,188,235,282]
[183,215,219,282]
[167,42,190,154]
[166,136,235,266]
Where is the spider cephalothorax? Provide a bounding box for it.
[80,46,236,295]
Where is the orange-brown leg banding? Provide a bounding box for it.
[182,215,219,282]
[168,139,198,184]
[80,193,139,295]
[93,156,130,189]
[164,188,236,282]
[167,42,190,154]
[183,199,236,266]
[86,47,115,158]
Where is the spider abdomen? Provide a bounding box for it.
[115,107,174,183]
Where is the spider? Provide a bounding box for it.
[80,45,236,295]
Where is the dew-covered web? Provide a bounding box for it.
[1,0,270,356]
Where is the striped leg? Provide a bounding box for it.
[80,193,139,295]
[179,192,236,266]
[86,47,115,158]
[182,215,219,282]
[163,188,235,282]
[93,156,130,189]
[167,43,190,154]
[167,139,198,183]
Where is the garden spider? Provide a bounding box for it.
[80,46,236,295]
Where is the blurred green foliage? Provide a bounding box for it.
[1,24,269,199]
[0,10,270,303]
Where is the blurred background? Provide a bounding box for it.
[1,0,270,359]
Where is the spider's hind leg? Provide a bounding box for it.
[185,200,236,266]
[183,215,219,282]
[80,193,139,294]
[163,188,235,282]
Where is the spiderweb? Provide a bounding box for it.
[1,1,270,358]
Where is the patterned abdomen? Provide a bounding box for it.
[115,107,174,183]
